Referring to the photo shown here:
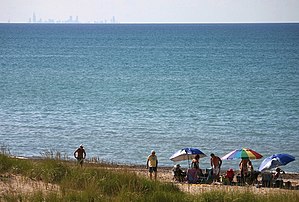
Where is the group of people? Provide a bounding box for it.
[145,151,288,187]
[220,158,257,185]
[74,147,222,182]
[172,153,223,183]
[261,167,286,188]
[146,151,223,182]
[187,153,223,183]
[73,146,285,186]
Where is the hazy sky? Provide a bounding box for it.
[1,0,299,23]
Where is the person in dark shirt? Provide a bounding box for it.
[74,144,86,167]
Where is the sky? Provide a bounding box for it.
[1,0,299,23]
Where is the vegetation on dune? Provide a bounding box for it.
[0,153,298,202]
[0,153,187,202]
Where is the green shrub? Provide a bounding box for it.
[29,159,69,183]
[0,154,33,174]
[194,190,299,202]
[0,154,13,173]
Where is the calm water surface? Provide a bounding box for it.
[0,23,298,172]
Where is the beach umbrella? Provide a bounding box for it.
[258,153,295,172]
[221,148,263,160]
[169,147,206,162]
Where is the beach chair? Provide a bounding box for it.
[246,171,260,185]
[236,174,242,185]
[206,168,213,183]
[261,172,273,187]
[172,164,186,182]
[273,179,283,188]
[284,181,292,189]
[186,168,199,184]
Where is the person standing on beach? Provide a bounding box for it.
[191,154,203,176]
[146,150,158,180]
[239,158,249,183]
[210,153,222,182]
[74,144,86,167]
[191,154,200,169]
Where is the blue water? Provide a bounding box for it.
[0,23,299,172]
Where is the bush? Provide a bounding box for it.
[29,159,69,183]
[0,154,32,174]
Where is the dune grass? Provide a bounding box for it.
[0,154,298,202]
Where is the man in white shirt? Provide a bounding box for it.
[146,150,158,180]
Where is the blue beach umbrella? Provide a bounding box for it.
[169,147,206,162]
[258,153,295,172]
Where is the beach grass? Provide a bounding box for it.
[0,154,298,202]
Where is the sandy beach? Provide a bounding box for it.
[126,166,299,189]
[76,160,299,195]
[1,161,299,197]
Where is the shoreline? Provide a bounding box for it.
[14,155,299,177]
[13,152,299,173]
[1,155,299,197]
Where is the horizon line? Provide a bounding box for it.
[1,21,299,25]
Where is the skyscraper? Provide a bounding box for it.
[32,13,36,23]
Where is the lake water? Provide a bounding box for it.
[0,23,298,172]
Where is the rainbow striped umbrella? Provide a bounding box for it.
[221,148,263,160]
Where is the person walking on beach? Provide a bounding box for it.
[74,144,86,167]
[146,150,158,180]
[210,153,222,182]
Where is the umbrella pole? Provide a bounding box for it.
[187,154,190,192]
